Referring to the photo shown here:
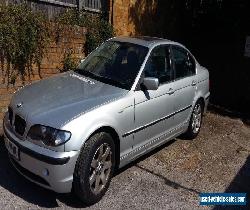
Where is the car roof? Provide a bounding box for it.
[110,36,181,48]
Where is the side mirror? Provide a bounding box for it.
[142,77,159,90]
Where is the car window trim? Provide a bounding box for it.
[142,44,175,87]
[170,45,197,81]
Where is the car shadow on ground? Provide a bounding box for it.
[135,164,201,194]
[114,139,176,175]
[113,139,201,195]
[213,155,250,210]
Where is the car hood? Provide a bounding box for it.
[10,71,127,127]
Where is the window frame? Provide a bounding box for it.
[142,44,174,86]
[81,0,105,13]
[170,45,197,81]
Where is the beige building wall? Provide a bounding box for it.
[110,0,157,36]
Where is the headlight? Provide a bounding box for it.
[27,125,71,147]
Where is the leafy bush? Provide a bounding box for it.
[0,4,50,85]
[59,49,78,72]
[85,17,114,54]
[0,5,114,82]
[55,9,114,55]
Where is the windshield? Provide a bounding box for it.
[75,41,149,89]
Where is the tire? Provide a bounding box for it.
[73,132,115,205]
[184,100,204,139]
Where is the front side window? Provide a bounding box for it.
[143,45,172,84]
[172,46,196,79]
[76,41,148,90]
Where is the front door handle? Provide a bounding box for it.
[191,80,197,86]
[166,88,175,95]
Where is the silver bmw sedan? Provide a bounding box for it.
[3,36,210,204]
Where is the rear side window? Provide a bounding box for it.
[172,46,196,79]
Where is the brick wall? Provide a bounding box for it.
[111,0,157,36]
[0,25,86,132]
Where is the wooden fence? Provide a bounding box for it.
[2,0,108,18]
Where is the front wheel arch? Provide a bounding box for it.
[73,131,116,205]
[85,126,120,170]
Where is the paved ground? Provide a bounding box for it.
[0,111,250,210]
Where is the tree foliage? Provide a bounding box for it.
[55,9,114,55]
[0,4,114,82]
[0,3,50,85]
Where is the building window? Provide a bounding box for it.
[82,0,106,12]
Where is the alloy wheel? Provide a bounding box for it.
[191,103,202,134]
[89,143,112,194]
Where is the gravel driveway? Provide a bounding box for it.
[0,111,249,210]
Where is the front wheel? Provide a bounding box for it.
[184,100,204,139]
[73,132,115,205]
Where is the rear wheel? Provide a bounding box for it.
[73,132,115,205]
[184,100,204,139]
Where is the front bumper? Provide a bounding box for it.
[3,118,79,193]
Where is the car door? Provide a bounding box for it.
[132,45,176,153]
[170,45,197,128]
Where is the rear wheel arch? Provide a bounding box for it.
[196,97,205,113]
[184,98,204,139]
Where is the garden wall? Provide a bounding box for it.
[110,0,157,36]
[0,25,86,131]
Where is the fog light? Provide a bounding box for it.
[42,168,49,176]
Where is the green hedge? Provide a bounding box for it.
[0,4,50,85]
[56,9,114,55]
[0,5,114,82]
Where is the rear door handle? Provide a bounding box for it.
[166,88,175,95]
[191,80,197,86]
